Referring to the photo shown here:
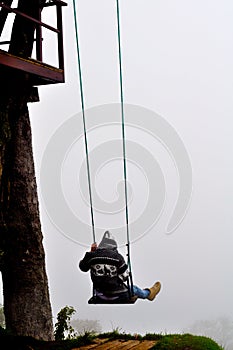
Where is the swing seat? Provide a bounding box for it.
[88,291,137,305]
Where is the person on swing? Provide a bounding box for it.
[79,231,161,301]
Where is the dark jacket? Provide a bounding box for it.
[79,247,128,295]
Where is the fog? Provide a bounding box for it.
[1,0,233,344]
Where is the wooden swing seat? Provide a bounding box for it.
[88,292,137,305]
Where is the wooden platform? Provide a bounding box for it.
[0,48,64,85]
[72,338,158,349]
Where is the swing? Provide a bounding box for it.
[88,292,137,305]
[88,273,137,305]
[73,0,136,305]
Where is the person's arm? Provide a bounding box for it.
[91,242,97,252]
[117,253,128,275]
[79,251,92,272]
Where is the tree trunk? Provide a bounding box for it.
[0,0,53,340]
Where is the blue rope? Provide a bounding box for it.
[72,0,96,243]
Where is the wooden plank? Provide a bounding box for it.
[113,340,141,349]
[0,49,64,84]
[0,2,60,33]
[72,339,158,350]
[127,340,158,349]
[88,340,126,349]
[71,338,109,349]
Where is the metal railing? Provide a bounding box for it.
[0,0,67,70]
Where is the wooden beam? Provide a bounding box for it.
[0,0,13,35]
[0,48,64,84]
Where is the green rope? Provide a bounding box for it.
[71,1,133,291]
[116,0,134,294]
[72,0,96,243]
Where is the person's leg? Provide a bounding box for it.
[133,281,161,301]
[133,285,150,299]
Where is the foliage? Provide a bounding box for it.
[99,330,163,341]
[99,330,137,341]
[143,333,163,341]
[71,318,102,335]
[152,333,224,350]
[75,331,96,345]
[0,304,5,328]
[54,306,76,341]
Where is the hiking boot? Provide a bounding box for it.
[146,281,161,301]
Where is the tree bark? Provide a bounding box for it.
[0,0,53,340]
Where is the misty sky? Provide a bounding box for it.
[1,0,233,339]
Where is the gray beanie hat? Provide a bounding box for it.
[98,231,117,249]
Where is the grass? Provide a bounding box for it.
[152,333,224,350]
[98,330,163,341]
[0,327,224,350]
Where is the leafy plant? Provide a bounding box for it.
[54,306,76,341]
[0,304,5,328]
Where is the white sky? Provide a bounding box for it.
[1,0,233,338]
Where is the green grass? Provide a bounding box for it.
[0,327,224,350]
[152,333,224,350]
[98,330,163,342]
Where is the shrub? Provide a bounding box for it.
[54,306,76,341]
[152,333,224,350]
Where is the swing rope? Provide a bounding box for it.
[72,0,96,244]
[116,0,134,294]
[72,0,134,294]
